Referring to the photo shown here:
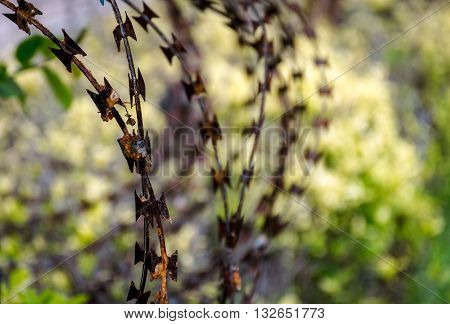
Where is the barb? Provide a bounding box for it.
[3,172,195,303]
[107,0,176,304]
[120,0,231,223]
[108,0,143,137]
[0,0,129,135]
[0,0,176,305]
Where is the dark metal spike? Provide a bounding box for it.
[158,193,171,223]
[126,281,139,301]
[132,2,159,31]
[142,2,159,20]
[137,290,151,304]
[134,241,145,264]
[135,190,144,221]
[124,13,137,41]
[241,165,254,187]
[160,46,174,64]
[211,167,218,192]
[137,68,146,101]
[100,79,112,95]
[144,131,151,155]
[171,33,186,53]
[16,15,31,34]
[289,184,306,196]
[192,0,214,11]
[4,0,42,35]
[49,47,73,72]
[62,29,86,56]
[113,25,122,51]
[86,89,101,108]
[18,0,42,16]
[86,88,115,122]
[145,248,161,273]
[2,13,17,24]
[4,12,30,34]
[227,213,244,248]
[133,15,148,31]
[181,81,195,101]
[263,215,288,237]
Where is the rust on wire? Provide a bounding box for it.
[107,0,175,304]
[120,0,233,246]
[2,0,41,34]
[50,29,87,73]
[0,0,333,304]
[0,0,130,135]
[0,0,177,304]
[113,12,137,52]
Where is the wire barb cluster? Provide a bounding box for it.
[123,0,332,303]
[0,0,332,303]
[106,0,176,304]
[0,0,177,304]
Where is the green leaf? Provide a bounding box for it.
[42,67,73,109]
[0,77,25,101]
[0,63,26,103]
[15,36,47,66]
[0,63,7,80]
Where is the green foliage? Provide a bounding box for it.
[1,268,87,304]
[0,35,76,109]
[42,67,73,109]
[0,0,448,304]
[0,64,25,102]
[15,35,52,68]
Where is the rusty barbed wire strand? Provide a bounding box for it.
[106,0,176,304]
[120,2,238,301]
[239,0,332,302]
[0,0,176,304]
[183,0,298,303]
[205,0,275,303]
[235,2,270,218]
[0,0,328,304]
[120,0,232,225]
[2,170,195,303]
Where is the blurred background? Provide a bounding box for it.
[0,0,449,303]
